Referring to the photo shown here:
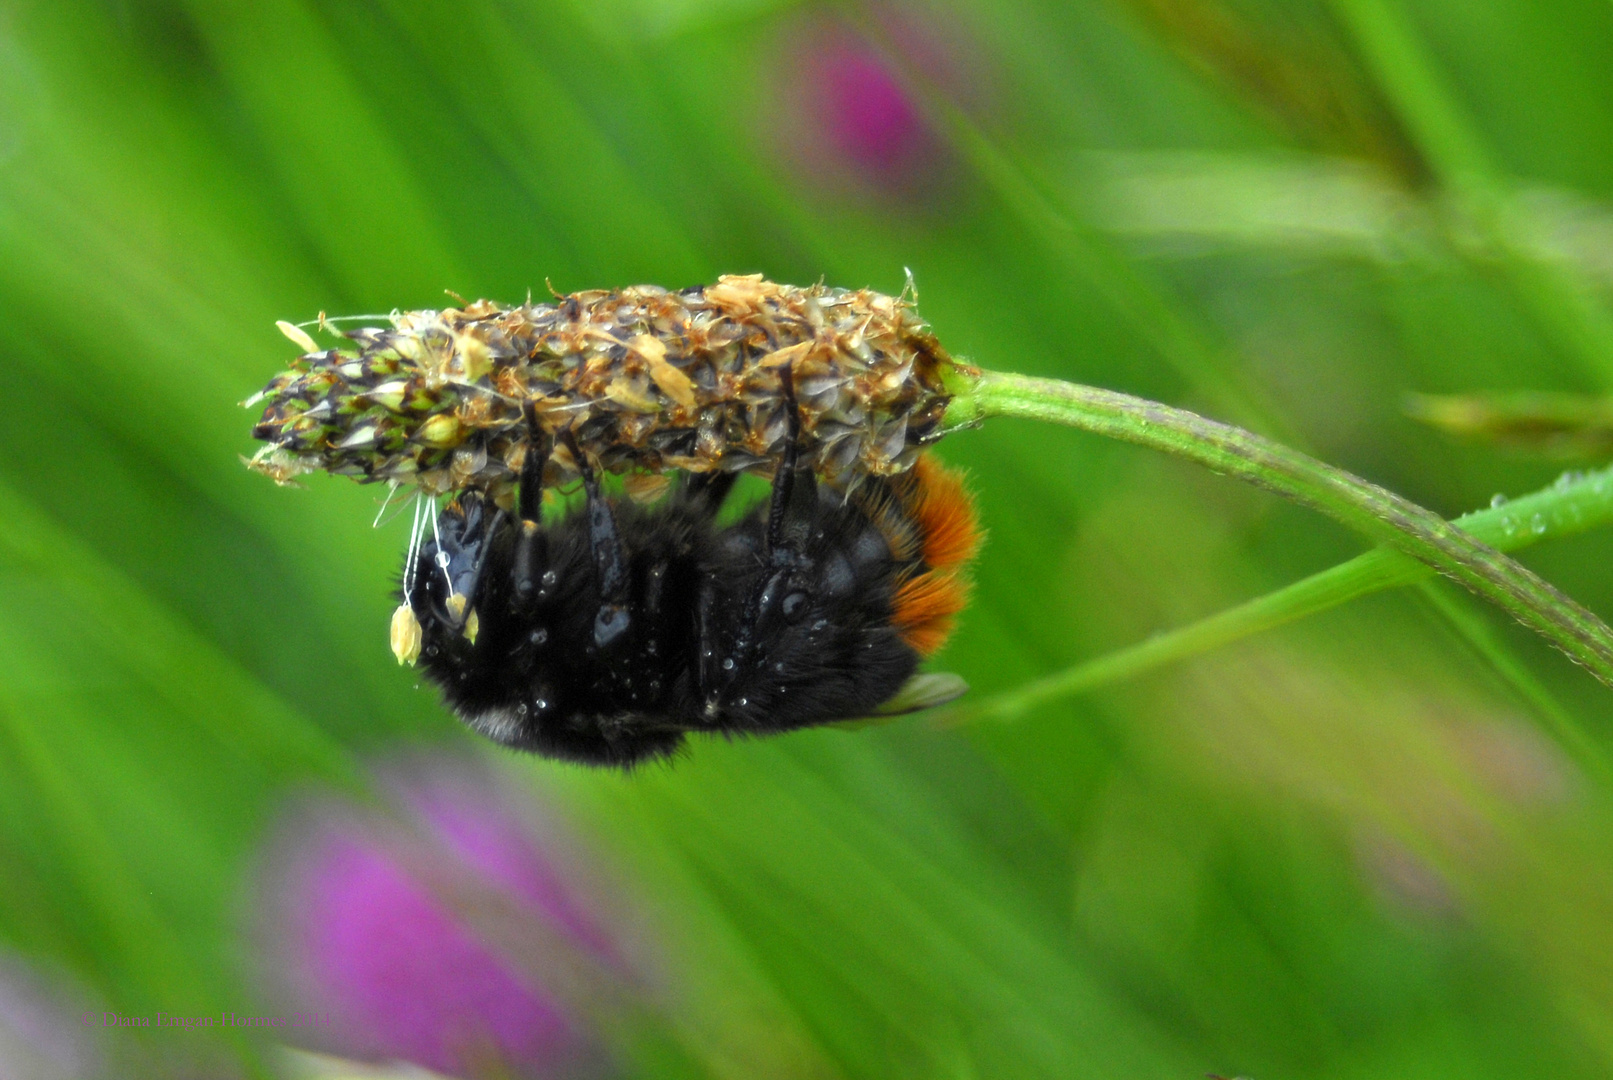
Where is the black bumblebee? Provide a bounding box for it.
[400,384,980,768]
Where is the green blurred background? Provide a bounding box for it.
[5,0,1613,1076]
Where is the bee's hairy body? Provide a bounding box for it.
[404,390,980,768]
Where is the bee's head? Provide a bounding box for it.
[407,491,502,631]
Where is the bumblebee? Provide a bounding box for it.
[398,379,980,767]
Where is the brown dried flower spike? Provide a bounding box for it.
[246,274,973,500]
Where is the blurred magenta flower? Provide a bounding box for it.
[389,763,619,961]
[808,35,931,179]
[775,16,963,198]
[255,757,618,1079]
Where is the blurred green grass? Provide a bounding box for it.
[5,0,1613,1076]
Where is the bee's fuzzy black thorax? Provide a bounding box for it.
[408,487,712,766]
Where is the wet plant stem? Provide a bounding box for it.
[946,370,1613,690]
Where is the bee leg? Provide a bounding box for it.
[683,470,738,519]
[763,362,804,557]
[517,401,551,523]
[512,403,552,608]
[706,364,815,710]
[430,492,505,629]
[559,428,632,648]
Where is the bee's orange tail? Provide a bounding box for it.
[887,455,982,657]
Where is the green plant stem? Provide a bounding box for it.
[947,369,1613,689]
[956,460,1613,723]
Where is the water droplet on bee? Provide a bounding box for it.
[530,628,549,645]
[721,658,735,671]
[541,570,559,588]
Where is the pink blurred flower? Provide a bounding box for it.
[774,15,970,198]
[254,757,618,1079]
[805,34,932,180]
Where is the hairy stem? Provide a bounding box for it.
[946,370,1613,687]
